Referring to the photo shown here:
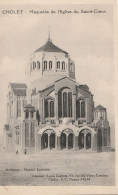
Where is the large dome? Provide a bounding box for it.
[26,37,75,81]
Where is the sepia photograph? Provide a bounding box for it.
[0,0,117,192]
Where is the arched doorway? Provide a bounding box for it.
[60,128,74,149]
[79,132,84,149]
[60,133,66,149]
[68,133,73,149]
[86,133,91,149]
[41,133,48,150]
[50,133,55,149]
[41,129,56,150]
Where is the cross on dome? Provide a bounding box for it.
[48,25,52,42]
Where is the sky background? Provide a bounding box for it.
[0,4,115,147]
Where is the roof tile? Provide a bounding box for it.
[94,105,106,110]
[14,89,26,96]
[11,83,27,89]
[35,40,68,54]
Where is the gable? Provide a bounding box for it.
[55,77,76,94]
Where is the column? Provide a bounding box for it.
[67,93,69,117]
[23,111,26,120]
[42,57,44,75]
[86,98,89,123]
[62,92,63,118]
[72,94,76,121]
[48,100,50,118]
[57,135,61,150]
[34,127,38,152]
[91,134,93,149]
[92,133,97,151]
[55,93,58,121]
[98,111,100,120]
[55,57,57,72]
[29,111,32,119]
[73,135,75,149]
[29,121,31,147]
[84,134,86,150]
[102,128,104,149]
[74,135,79,150]
[48,134,50,150]
[38,134,41,151]
[21,122,25,151]
[42,98,45,122]
[66,135,68,149]
[33,111,36,120]
[94,111,95,120]
[107,127,110,147]
[80,100,82,118]
[55,134,57,149]
[85,101,87,120]
[21,98,23,118]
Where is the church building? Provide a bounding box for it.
[3,34,111,153]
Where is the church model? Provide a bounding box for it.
[3,34,111,153]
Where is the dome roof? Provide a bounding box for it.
[34,40,68,54]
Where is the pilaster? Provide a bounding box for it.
[66,135,68,149]
[84,134,86,149]
[57,136,61,150]
[74,135,79,150]
[72,94,76,121]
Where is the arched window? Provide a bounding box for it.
[58,88,72,118]
[63,92,67,117]
[50,101,54,117]
[68,92,72,117]
[32,61,36,70]
[76,100,85,118]
[44,61,47,70]
[45,100,48,118]
[57,61,60,69]
[70,63,73,72]
[49,61,52,70]
[76,100,80,118]
[37,61,40,69]
[45,99,54,118]
[58,91,62,118]
[81,101,85,118]
[62,61,65,70]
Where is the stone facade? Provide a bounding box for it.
[3,37,111,153]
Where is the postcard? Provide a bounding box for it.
[0,0,117,194]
